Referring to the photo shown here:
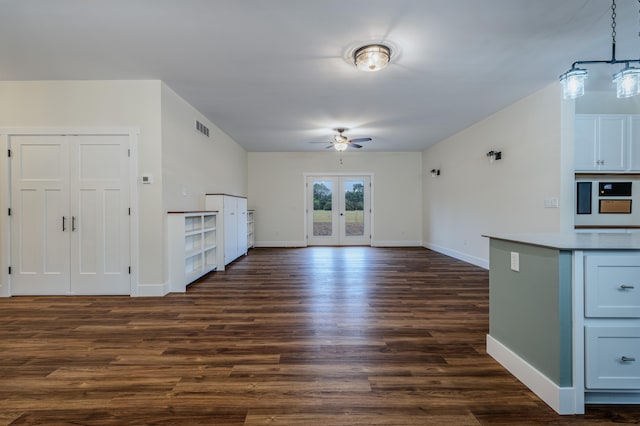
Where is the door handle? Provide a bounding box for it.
[72,216,76,232]
[62,216,66,231]
[340,213,344,216]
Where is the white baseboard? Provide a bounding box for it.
[255,240,423,248]
[255,241,307,248]
[585,392,640,404]
[424,242,489,269]
[487,334,578,415]
[371,240,422,247]
[134,282,169,297]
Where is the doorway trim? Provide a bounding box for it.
[0,127,140,297]
[303,172,374,246]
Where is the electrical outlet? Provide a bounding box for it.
[510,252,520,272]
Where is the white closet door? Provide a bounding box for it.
[69,135,130,295]
[9,134,130,296]
[10,135,71,295]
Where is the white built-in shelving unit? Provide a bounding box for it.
[247,210,255,249]
[168,211,222,292]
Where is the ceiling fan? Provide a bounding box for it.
[310,128,372,151]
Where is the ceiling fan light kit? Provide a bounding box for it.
[354,44,391,72]
[309,128,372,151]
[560,0,640,100]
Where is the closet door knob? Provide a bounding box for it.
[72,216,76,232]
[62,216,66,231]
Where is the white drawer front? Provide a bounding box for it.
[586,326,640,389]
[585,255,640,318]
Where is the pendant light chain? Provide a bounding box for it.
[611,0,617,45]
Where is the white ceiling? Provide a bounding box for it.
[1,0,638,152]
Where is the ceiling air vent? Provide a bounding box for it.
[195,120,210,138]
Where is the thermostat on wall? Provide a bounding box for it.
[140,174,154,184]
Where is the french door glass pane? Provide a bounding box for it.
[313,181,333,236]
[344,180,364,237]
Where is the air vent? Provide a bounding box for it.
[196,120,210,138]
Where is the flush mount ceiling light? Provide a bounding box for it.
[354,44,391,72]
[560,0,640,99]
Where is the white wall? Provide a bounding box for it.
[423,84,567,267]
[248,152,423,246]
[161,83,247,211]
[0,80,164,288]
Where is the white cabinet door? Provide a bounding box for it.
[575,116,598,171]
[586,326,640,389]
[9,135,130,296]
[223,196,238,265]
[585,255,640,318]
[629,116,640,171]
[598,116,626,171]
[10,136,71,295]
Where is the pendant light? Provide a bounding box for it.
[613,65,640,98]
[559,0,640,99]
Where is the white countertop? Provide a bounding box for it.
[484,232,640,250]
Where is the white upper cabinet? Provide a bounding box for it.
[575,115,627,171]
[629,116,640,171]
[575,116,598,171]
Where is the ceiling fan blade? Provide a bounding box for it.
[325,145,334,149]
[349,137,372,143]
[351,143,363,148]
[309,141,332,144]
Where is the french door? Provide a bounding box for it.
[10,134,131,295]
[306,175,371,246]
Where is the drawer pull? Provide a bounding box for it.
[619,285,635,290]
[620,356,636,363]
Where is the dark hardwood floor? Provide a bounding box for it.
[1,247,639,425]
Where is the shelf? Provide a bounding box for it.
[203,214,217,229]
[184,216,203,233]
[184,248,202,260]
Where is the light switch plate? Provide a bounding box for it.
[510,252,520,272]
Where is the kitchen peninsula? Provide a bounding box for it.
[485,232,640,414]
